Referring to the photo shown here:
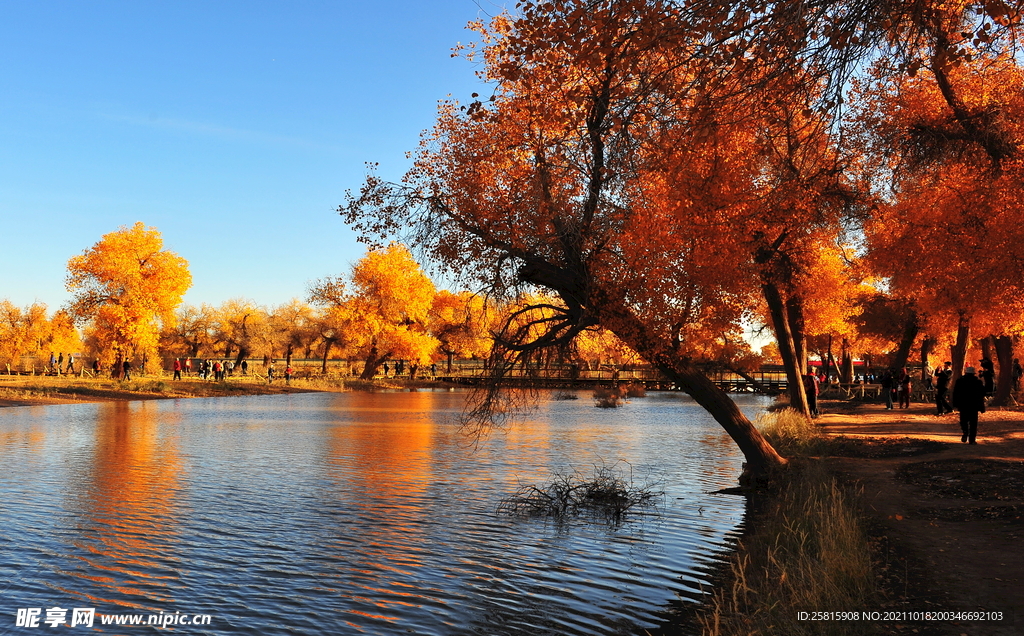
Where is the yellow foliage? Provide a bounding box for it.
[66,222,191,367]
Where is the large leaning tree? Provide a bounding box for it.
[343,1,793,483]
[342,0,1024,484]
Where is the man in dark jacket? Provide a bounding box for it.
[952,366,986,444]
[934,361,954,415]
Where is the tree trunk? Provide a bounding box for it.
[980,336,993,363]
[826,335,841,383]
[891,313,919,372]
[594,295,788,485]
[950,312,970,392]
[921,336,936,383]
[786,295,807,375]
[447,351,454,373]
[991,335,1014,407]
[762,281,809,416]
[361,343,385,380]
[840,338,854,383]
[321,338,334,374]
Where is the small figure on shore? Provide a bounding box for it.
[953,366,986,444]
[213,360,222,381]
[802,369,820,417]
[92,358,101,375]
[979,357,995,398]
[184,357,192,376]
[897,367,912,409]
[1014,358,1023,391]
[285,365,293,385]
[383,362,390,377]
[65,354,75,375]
[431,362,437,377]
[122,359,132,381]
[227,360,234,377]
[57,353,64,375]
[241,359,248,375]
[934,362,953,415]
[173,358,182,380]
[267,363,275,384]
[49,352,56,373]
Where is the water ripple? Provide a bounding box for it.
[0,390,766,634]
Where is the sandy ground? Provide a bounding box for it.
[818,401,1024,636]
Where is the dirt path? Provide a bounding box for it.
[818,402,1024,635]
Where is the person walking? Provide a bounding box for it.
[173,358,182,380]
[184,357,192,376]
[897,367,912,409]
[65,354,75,375]
[267,362,275,384]
[802,369,820,417]
[979,357,995,398]
[122,359,132,381]
[953,366,986,444]
[285,365,293,385]
[934,362,954,415]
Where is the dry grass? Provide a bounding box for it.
[623,383,647,398]
[755,407,838,457]
[593,386,624,408]
[685,409,877,635]
[696,461,875,636]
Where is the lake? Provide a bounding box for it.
[0,390,770,634]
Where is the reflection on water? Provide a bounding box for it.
[0,390,768,635]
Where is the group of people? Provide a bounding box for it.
[171,358,249,381]
[47,352,77,375]
[870,358,1014,445]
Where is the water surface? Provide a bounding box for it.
[0,390,768,634]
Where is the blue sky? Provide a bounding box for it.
[0,1,497,310]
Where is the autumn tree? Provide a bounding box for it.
[269,300,319,366]
[213,299,272,365]
[66,222,191,374]
[343,2,790,482]
[850,39,1024,393]
[429,290,493,371]
[160,304,216,359]
[311,244,439,379]
[0,302,79,372]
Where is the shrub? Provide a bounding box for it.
[497,463,661,521]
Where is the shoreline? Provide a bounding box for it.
[665,400,1024,635]
[0,375,456,409]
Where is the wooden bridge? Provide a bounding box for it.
[434,365,791,394]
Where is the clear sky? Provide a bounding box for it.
[0,1,496,311]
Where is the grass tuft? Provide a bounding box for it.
[695,461,875,636]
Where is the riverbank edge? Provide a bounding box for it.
[649,456,880,636]
[649,406,949,636]
[0,375,459,408]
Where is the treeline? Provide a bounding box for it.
[0,233,643,377]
